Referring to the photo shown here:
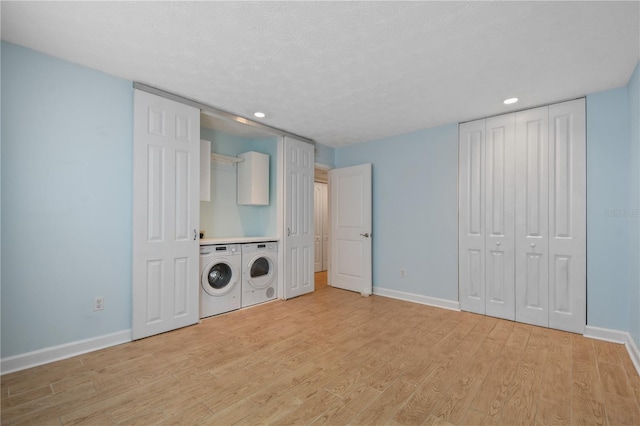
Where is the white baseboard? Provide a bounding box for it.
[584,325,640,376]
[373,287,460,311]
[1,329,132,375]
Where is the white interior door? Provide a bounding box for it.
[329,164,372,296]
[132,89,200,340]
[485,114,516,320]
[314,183,323,272]
[321,183,329,271]
[458,120,486,314]
[548,99,586,333]
[283,137,314,299]
[515,106,549,328]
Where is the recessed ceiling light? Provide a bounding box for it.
[503,97,519,105]
[253,112,266,118]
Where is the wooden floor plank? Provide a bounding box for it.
[349,379,416,425]
[310,385,380,425]
[1,287,639,425]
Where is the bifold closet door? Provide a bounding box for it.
[459,115,516,319]
[485,114,516,320]
[459,119,486,315]
[547,99,586,334]
[515,106,550,328]
[460,99,585,333]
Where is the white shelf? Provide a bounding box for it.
[200,236,279,245]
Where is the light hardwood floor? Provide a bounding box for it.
[314,271,328,290]
[2,287,640,425]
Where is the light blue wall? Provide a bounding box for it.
[335,124,459,301]
[2,40,637,362]
[200,128,278,238]
[586,89,630,331]
[1,42,133,358]
[627,61,640,346]
[334,84,640,340]
[314,142,335,167]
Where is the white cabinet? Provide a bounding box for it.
[459,98,586,334]
[237,151,269,205]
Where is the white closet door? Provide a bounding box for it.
[485,114,516,320]
[459,119,486,315]
[283,137,314,299]
[548,99,586,333]
[132,90,200,340]
[515,106,549,328]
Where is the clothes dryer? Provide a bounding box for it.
[241,242,277,307]
[200,244,242,318]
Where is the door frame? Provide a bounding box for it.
[315,162,333,274]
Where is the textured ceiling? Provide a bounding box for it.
[2,1,639,147]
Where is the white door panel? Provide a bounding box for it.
[330,164,372,295]
[485,114,515,320]
[314,183,323,272]
[515,107,549,328]
[458,120,485,314]
[321,183,329,271]
[459,100,585,333]
[284,137,314,299]
[132,90,200,340]
[548,99,586,333]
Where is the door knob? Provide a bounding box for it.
[360,233,370,238]
[530,243,536,248]
[496,241,501,246]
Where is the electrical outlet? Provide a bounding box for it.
[400,269,406,278]
[94,296,104,311]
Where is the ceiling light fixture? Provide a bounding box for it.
[253,112,266,118]
[503,97,519,105]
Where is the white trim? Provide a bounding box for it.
[373,287,460,311]
[584,325,640,376]
[628,336,640,376]
[583,325,627,343]
[1,330,132,375]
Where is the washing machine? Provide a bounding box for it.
[241,242,278,307]
[200,244,242,318]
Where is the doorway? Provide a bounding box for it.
[314,166,330,289]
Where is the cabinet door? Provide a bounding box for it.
[515,107,549,328]
[485,114,516,320]
[459,119,486,315]
[548,99,586,333]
